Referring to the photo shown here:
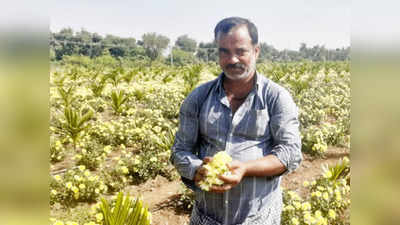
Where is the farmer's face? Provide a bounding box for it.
[217,25,259,80]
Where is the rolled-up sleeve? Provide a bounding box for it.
[170,91,203,180]
[268,88,302,175]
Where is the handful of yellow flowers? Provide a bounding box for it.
[198,151,232,191]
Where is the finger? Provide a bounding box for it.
[194,168,205,183]
[197,167,207,175]
[194,173,202,183]
[210,184,231,193]
[227,160,240,169]
[203,157,212,164]
[218,173,238,184]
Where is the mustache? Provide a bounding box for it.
[226,63,245,70]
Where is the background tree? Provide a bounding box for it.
[197,42,218,62]
[141,33,170,61]
[101,34,137,58]
[51,28,78,60]
[258,42,279,62]
[50,27,350,62]
[167,48,198,66]
[175,35,197,52]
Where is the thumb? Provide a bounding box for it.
[218,173,235,183]
[227,160,241,169]
[203,157,212,164]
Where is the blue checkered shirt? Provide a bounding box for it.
[171,72,302,225]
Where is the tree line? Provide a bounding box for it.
[50,28,350,65]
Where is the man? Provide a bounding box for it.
[170,17,302,225]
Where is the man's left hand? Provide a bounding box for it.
[209,160,247,193]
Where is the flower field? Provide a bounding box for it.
[49,56,350,225]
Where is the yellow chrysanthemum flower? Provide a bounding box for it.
[95,213,103,222]
[291,217,299,225]
[54,175,62,182]
[150,157,157,162]
[301,202,311,211]
[66,221,79,225]
[71,186,79,194]
[323,170,332,178]
[328,209,336,219]
[79,165,86,172]
[66,182,73,189]
[53,220,64,225]
[293,201,301,209]
[120,166,129,174]
[83,222,96,225]
[323,192,329,201]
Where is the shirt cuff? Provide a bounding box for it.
[177,158,203,180]
[270,144,302,176]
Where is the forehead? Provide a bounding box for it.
[217,25,253,48]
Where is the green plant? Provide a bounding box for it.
[50,137,66,163]
[123,69,137,83]
[100,192,151,225]
[154,128,176,152]
[282,158,351,225]
[182,64,202,96]
[176,186,195,211]
[89,77,107,98]
[110,89,129,115]
[66,66,80,81]
[74,137,106,170]
[52,71,66,86]
[322,157,350,183]
[58,86,76,107]
[105,67,124,87]
[50,166,107,206]
[62,107,93,150]
[126,149,171,183]
[101,166,130,193]
[132,88,145,101]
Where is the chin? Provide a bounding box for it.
[225,73,248,80]
[224,70,252,80]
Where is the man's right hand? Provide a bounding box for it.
[194,157,212,186]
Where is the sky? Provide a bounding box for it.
[50,0,350,51]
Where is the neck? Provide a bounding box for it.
[223,72,256,97]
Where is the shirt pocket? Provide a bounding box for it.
[235,108,270,139]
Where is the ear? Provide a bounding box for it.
[254,44,260,59]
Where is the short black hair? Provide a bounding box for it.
[214,17,258,45]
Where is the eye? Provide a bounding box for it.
[218,48,230,57]
[236,49,248,56]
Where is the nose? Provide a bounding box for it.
[226,53,240,64]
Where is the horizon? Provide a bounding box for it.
[50,26,350,52]
[50,0,350,51]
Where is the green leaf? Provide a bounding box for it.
[100,192,151,225]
